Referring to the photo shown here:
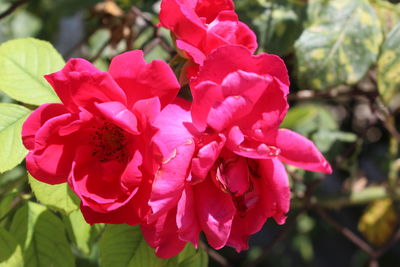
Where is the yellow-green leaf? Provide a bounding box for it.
[0,38,63,105]
[0,226,24,267]
[28,174,80,215]
[0,103,31,173]
[295,0,383,90]
[63,210,92,255]
[10,202,75,267]
[377,22,400,106]
[99,224,177,267]
[99,224,208,267]
[358,198,397,246]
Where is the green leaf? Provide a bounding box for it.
[63,210,92,255]
[257,2,306,55]
[295,0,383,90]
[10,202,75,267]
[281,104,338,136]
[28,174,79,215]
[377,22,400,106]
[0,38,64,105]
[313,130,357,153]
[99,224,178,267]
[0,103,31,173]
[0,225,24,267]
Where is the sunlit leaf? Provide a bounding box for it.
[295,0,383,90]
[28,174,80,215]
[63,210,92,255]
[0,226,24,267]
[0,38,63,105]
[10,202,75,267]
[0,103,31,173]
[176,243,208,267]
[377,22,400,106]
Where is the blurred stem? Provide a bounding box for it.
[199,241,232,267]
[315,207,375,255]
[388,116,399,185]
[292,186,400,209]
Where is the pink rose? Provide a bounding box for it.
[159,0,257,79]
[144,46,332,257]
[22,50,180,225]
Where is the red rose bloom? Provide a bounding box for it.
[22,50,180,225]
[159,0,257,78]
[142,46,332,257]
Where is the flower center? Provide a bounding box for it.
[89,121,129,163]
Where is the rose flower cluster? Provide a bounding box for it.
[22,0,331,258]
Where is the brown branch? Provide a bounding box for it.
[131,6,174,54]
[315,207,375,255]
[143,37,161,55]
[199,241,232,267]
[89,36,111,62]
[288,88,378,102]
[374,227,400,258]
[0,0,29,20]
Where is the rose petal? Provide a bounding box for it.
[205,11,257,54]
[22,103,68,150]
[141,208,187,258]
[80,200,140,226]
[275,129,332,174]
[259,158,290,224]
[176,186,201,246]
[190,134,226,182]
[159,0,206,46]
[95,101,139,135]
[195,0,234,23]
[26,113,77,184]
[45,58,126,113]
[192,45,289,89]
[109,50,180,108]
[194,178,235,249]
[149,140,195,221]
[176,40,206,65]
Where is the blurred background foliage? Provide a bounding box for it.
[1,0,400,266]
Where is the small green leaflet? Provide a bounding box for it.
[0,226,24,267]
[10,202,75,267]
[0,103,31,173]
[0,38,63,105]
[295,0,383,90]
[99,224,208,267]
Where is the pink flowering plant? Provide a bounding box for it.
[2,0,397,266]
